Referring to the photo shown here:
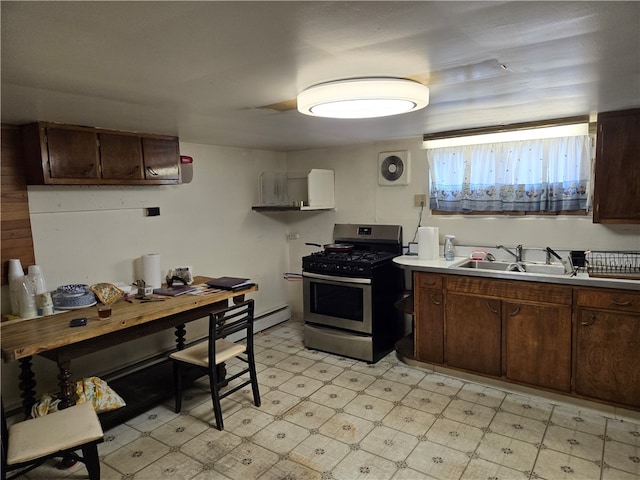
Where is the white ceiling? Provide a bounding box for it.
[2,1,639,152]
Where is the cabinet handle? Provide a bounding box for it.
[486,301,498,314]
[508,306,521,316]
[611,299,631,307]
[429,293,441,305]
[147,167,158,176]
[581,314,596,326]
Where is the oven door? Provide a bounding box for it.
[303,272,372,334]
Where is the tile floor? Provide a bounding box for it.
[19,320,640,480]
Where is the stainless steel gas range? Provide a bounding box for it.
[302,224,405,363]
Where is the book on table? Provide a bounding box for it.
[152,285,197,296]
[205,276,255,291]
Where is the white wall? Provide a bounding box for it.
[284,136,640,315]
[1,142,291,409]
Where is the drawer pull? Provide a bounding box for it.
[508,306,521,316]
[430,293,441,306]
[581,314,596,326]
[611,299,631,307]
[486,301,498,314]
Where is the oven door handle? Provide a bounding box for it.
[303,272,372,285]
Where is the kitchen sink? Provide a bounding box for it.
[456,260,566,275]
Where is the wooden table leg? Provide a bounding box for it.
[18,356,37,419]
[56,356,75,409]
[175,324,186,350]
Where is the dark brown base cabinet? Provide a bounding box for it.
[575,288,640,408]
[413,272,639,410]
[414,273,444,364]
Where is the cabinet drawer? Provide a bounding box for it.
[575,288,640,313]
[415,272,442,290]
[445,276,572,305]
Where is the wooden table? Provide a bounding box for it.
[1,277,258,417]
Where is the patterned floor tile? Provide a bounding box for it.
[257,388,303,416]
[500,393,554,422]
[308,384,358,409]
[283,399,337,430]
[98,422,142,456]
[257,366,295,388]
[214,442,281,480]
[443,398,497,429]
[150,412,211,446]
[332,369,377,391]
[261,458,322,480]
[603,439,640,475]
[489,410,548,444]
[275,353,317,374]
[607,419,640,447]
[332,448,399,480]
[318,412,375,444]
[405,439,471,479]
[461,457,529,480]
[133,451,204,480]
[532,447,602,479]
[102,435,170,474]
[475,431,539,472]
[424,417,485,452]
[382,365,427,386]
[550,405,607,436]
[365,378,412,402]
[401,387,452,415]
[542,424,605,462]
[456,382,506,409]
[222,406,275,437]
[301,361,345,382]
[277,374,324,398]
[359,425,419,462]
[382,404,437,436]
[344,393,395,422]
[180,428,242,464]
[254,348,290,366]
[417,373,465,397]
[252,419,310,455]
[289,434,351,472]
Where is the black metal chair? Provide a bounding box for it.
[169,299,261,430]
[2,400,103,480]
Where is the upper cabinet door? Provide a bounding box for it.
[99,133,144,180]
[593,108,640,224]
[142,138,180,180]
[46,127,99,179]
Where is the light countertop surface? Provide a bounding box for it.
[394,255,640,291]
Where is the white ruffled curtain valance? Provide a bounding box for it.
[428,135,592,212]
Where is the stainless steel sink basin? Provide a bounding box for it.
[456,260,566,275]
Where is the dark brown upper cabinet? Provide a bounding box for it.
[21,122,181,185]
[593,108,640,223]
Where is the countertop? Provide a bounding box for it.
[394,255,640,291]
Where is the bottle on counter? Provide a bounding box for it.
[444,235,456,261]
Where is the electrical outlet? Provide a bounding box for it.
[286,233,300,240]
[414,194,427,207]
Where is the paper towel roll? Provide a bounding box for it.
[418,227,440,260]
[141,253,162,288]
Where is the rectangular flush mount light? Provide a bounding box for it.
[297,78,429,119]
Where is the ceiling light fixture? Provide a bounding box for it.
[297,78,429,119]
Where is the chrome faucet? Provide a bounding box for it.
[496,244,523,263]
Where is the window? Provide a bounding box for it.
[426,124,593,213]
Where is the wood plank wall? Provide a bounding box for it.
[1,124,35,285]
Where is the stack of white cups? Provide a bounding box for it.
[7,260,52,318]
[28,265,53,316]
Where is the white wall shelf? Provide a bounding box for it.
[252,169,335,212]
